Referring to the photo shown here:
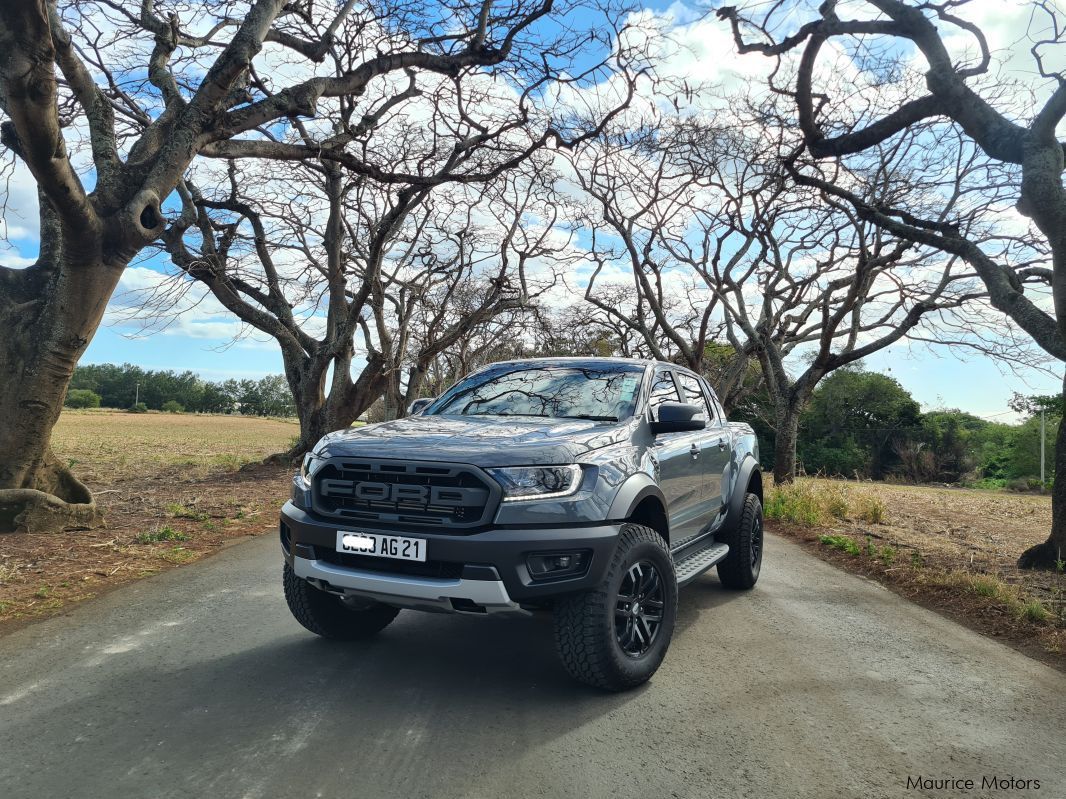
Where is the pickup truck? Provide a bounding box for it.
[280,357,763,691]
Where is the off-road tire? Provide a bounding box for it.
[554,524,677,691]
[283,563,400,639]
[716,492,763,590]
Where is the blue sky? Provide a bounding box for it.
[10,0,1063,421]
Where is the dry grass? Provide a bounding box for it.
[53,408,299,481]
[0,411,296,630]
[767,477,1066,667]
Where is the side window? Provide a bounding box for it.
[701,378,726,425]
[676,373,710,422]
[648,370,681,418]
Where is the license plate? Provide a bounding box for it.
[335,530,427,562]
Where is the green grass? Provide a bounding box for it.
[967,575,1001,597]
[135,526,189,544]
[765,483,824,525]
[819,534,862,556]
[1019,600,1050,623]
[158,546,196,564]
[164,502,208,522]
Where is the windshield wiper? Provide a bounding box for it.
[558,414,618,422]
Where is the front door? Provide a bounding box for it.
[677,372,729,531]
[648,369,705,545]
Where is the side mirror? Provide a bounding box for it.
[408,397,435,415]
[649,402,706,434]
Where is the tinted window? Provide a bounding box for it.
[676,373,710,421]
[428,364,643,421]
[648,371,681,417]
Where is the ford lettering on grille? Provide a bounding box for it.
[311,458,498,530]
[320,479,486,507]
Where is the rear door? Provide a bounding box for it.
[648,368,705,545]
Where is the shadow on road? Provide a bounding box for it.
[0,572,746,798]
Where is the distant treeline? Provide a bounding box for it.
[66,363,296,417]
[738,369,1057,488]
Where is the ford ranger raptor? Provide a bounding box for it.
[280,357,763,691]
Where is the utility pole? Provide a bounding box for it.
[135,382,140,407]
[1041,408,1046,487]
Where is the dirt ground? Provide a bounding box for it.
[0,410,295,629]
[769,479,1066,668]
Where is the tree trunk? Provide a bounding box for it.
[1018,377,1066,569]
[772,403,801,485]
[282,351,389,459]
[0,236,126,532]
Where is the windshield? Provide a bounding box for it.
[427,364,644,421]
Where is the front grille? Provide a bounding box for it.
[317,548,464,579]
[311,457,499,531]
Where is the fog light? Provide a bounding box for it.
[526,551,590,580]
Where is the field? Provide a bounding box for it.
[765,478,1065,665]
[1,414,1064,668]
[0,410,296,628]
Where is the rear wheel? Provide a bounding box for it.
[716,492,763,589]
[554,524,677,691]
[283,564,400,639]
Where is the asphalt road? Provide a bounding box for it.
[1,532,1063,799]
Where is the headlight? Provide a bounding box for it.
[486,465,583,502]
[298,452,322,488]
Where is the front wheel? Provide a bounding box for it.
[283,564,400,639]
[554,524,678,691]
[716,492,763,590]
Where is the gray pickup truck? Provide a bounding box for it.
[280,357,763,690]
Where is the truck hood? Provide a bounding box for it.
[315,414,633,466]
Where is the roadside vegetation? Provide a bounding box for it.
[738,369,1058,493]
[0,412,294,628]
[765,478,1066,665]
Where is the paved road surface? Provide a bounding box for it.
[1,533,1062,799]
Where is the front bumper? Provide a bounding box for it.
[280,501,621,611]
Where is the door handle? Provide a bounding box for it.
[717,438,728,451]
[690,443,700,460]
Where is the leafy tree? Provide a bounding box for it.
[799,370,921,478]
[64,389,101,409]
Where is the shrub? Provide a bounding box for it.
[161,400,185,413]
[128,402,148,413]
[65,389,101,409]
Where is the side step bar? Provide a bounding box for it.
[673,541,730,586]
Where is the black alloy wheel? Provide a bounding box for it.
[615,560,666,657]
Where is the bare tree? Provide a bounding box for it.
[0,0,636,532]
[719,0,1066,567]
[573,114,992,482]
[162,164,567,454]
